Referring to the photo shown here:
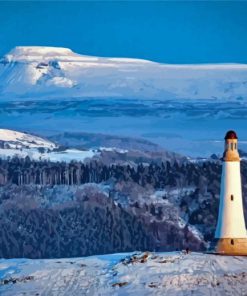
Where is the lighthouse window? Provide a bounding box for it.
[235,143,237,149]
[231,143,234,150]
[231,194,234,201]
[231,239,234,245]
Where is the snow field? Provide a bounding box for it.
[0,252,247,295]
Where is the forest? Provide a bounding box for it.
[0,156,222,188]
[1,156,247,258]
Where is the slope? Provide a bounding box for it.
[0,252,246,295]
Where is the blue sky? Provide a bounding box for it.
[0,1,247,63]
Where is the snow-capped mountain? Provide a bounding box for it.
[1,46,247,100]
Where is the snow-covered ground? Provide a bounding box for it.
[0,147,98,163]
[0,128,100,162]
[0,252,246,295]
[0,129,55,149]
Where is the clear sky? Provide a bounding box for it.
[0,1,247,64]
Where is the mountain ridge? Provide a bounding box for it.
[3,46,247,67]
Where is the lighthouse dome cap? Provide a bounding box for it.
[224,130,238,140]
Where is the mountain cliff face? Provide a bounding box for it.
[1,46,247,100]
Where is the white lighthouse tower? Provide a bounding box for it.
[214,130,247,255]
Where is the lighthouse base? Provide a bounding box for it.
[210,238,247,256]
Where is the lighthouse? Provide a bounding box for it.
[213,130,247,255]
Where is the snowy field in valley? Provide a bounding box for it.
[0,147,98,163]
[0,252,247,296]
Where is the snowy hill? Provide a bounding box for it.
[0,128,56,149]
[1,46,247,100]
[0,252,246,295]
[0,128,98,162]
[0,128,186,164]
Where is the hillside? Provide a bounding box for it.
[1,46,247,100]
[0,128,55,149]
[0,128,99,163]
[0,252,246,295]
[0,155,237,258]
[0,128,185,164]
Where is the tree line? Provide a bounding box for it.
[0,156,223,188]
